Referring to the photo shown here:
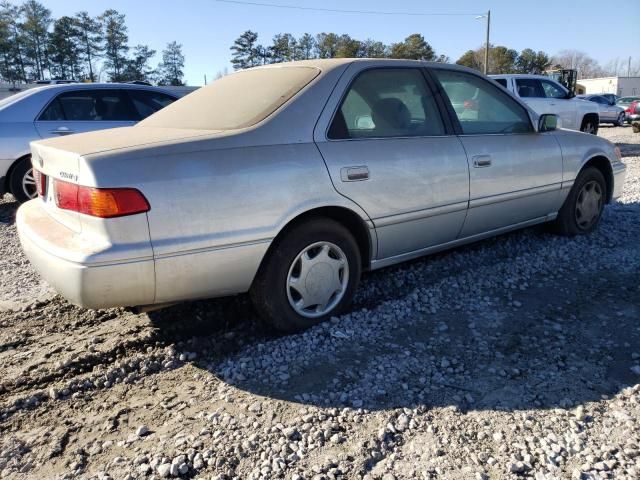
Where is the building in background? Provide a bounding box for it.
[578,77,640,97]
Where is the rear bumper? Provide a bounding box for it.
[17,200,155,308]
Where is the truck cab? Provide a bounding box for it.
[490,74,600,134]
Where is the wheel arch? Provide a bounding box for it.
[5,153,31,193]
[260,205,374,274]
[581,112,599,128]
[580,155,613,203]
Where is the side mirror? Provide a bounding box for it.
[538,114,558,132]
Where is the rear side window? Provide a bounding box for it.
[515,79,545,98]
[433,69,533,135]
[38,90,138,121]
[128,90,176,119]
[328,68,444,139]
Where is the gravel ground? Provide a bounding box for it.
[0,126,639,480]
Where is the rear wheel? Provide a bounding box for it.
[552,167,606,236]
[613,112,625,127]
[9,156,37,203]
[250,218,361,333]
[580,116,598,135]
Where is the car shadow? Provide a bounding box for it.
[146,202,640,414]
[0,197,18,225]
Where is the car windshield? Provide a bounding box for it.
[139,66,320,130]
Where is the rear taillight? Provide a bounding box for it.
[33,169,46,197]
[54,179,150,218]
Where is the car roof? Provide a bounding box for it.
[248,58,483,75]
[29,82,177,95]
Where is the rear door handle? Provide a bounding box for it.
[472,155,492,168]
[50,127,75,135]
[341,166,369,182]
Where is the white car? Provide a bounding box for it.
[491,74,600,134]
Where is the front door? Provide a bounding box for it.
[515,78,577,130]
[431,68,563,237]
[314,66,470,260]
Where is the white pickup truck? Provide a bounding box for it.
[490,74,600,134]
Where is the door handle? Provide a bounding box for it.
[50,127,75,135]
[341,166,369,182]
[472,155,492,168]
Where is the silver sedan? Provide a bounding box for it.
[17,59,626,332]
[0,83,178,202]
[577,94,626,126]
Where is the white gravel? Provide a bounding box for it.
[0,126,638,480]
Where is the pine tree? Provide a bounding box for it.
[100,9,128,82]
[21,0,52,80]
[74,11,102,82]
[230,30,259,70]
[122,44,156,82]
[157,41,184,86]
[48,16,82,80]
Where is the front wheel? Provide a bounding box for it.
[250,218,361,333]
[551,167,606,236]
[580,117,599,135]
[9,156,37,203]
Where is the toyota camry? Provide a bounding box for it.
[17,59,626,332]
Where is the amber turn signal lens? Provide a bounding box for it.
[54,179,150,218]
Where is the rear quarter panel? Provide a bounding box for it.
[83,141,371,303]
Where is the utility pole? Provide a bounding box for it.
[628,56,632,78]
[483,10,491,75]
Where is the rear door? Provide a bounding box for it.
[314,65,470,260]
[34,88,139,139]
[431,68,563,237]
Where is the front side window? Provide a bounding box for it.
[515,78,545,98]
[328,68,444,140]
[128,90,176,119]
[39,90,138,121]
[540,80,567,99]
[433,70,533,135]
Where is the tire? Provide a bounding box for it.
[580,116,599,135]
[250,218,361,333]
[9,156,36,203]
[551,167,606,236]
[613,112,625,127]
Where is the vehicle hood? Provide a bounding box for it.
[31,126,223,157]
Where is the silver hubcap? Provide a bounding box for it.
[575,180,603,230]
[286,241,349,318]
[22,168,37,199]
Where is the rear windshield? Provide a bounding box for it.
[139,66,320,130]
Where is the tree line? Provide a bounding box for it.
[0,0,186,85]
[229,30,639,79]
[230,30,449,69]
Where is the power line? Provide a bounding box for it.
[214,0,482,17]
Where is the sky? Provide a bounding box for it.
[40,0,640,85]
